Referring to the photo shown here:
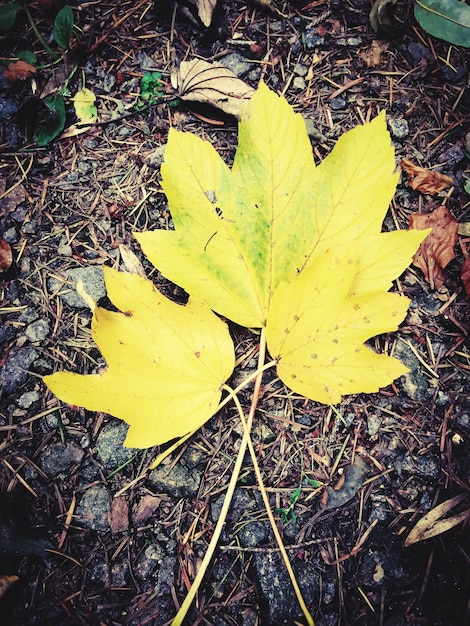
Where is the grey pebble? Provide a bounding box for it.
[39,442,85,477]
[17,390,41,409]
[148,462,201,499]
[292,76,306,91]
[219,52,252,76]
[397,453,440,479]
[25,318,50,343]
[0,346,39,394]
[95,420,138,471]
[388,118,409,140]
[2,227,18,244]
[438,144,464,166]
[47,266,106,308]
[75,484,110,531]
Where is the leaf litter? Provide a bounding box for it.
[1,2,470,625]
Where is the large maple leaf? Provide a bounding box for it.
[44,267,235,447]
[44,83,428,447]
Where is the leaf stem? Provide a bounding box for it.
[225,389,315,626]
[171,330,268,625]
[25,8,60,61]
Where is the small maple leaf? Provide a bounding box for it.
[401,158,454,194]
[44,267,234,447]
[409,205,458,290]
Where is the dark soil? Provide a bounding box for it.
[1,1,470,625]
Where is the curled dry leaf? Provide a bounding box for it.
[171,58,254,119]
[409,205,458,290]
[358,40,389,68]
[461,257,470,296]
[195,0,217,27]
[3,60,36,81]
[405,494,470,547]
[0,237,13,272]
[401,158,454,194]
[0,575,19,599]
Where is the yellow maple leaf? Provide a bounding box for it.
[72,87,97,123]
[266,246,411,404]
[44,267,234,447]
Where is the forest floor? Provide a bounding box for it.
[0,1,469,625]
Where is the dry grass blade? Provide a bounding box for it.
[404,494,470,547]
[171,59,255,119]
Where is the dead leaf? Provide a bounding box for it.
[405,494,470,546]
[4,60,36,81]
[0,575,19,599]
[461,258,470,296]
[409,206,458,290]
[110,497,129,534]
[119,244,146,277]
[195,0,217,27]
[358,40,389,68]
[401,158,454,194]
[0,238,13,272]
[132,494,162,526]
[171,58,255,119]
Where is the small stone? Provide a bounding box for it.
[145,145,165,168]
[219,52,252,76]
[303,31,324,48]
[238,521,268,547]
[388,118,409,140]
[329,97,347,110]
[437,144,464,166]
[95,420,138,471]
[57,243,73,256]
[76,484,110,531]
[292,76,306,91]
[0,347,39,394]
[397,453,440,479]
[17,390,40,409]
[47,266,106,308]
[25,318,50,343]
[293,62,308,77]
[22,220,38,235]
[148,462,202,499]
[135,543,165,580]
[2,227,18,244]
[39,442,85,477]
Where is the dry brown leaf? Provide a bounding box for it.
[409,206,458,290]
[0,238,13,272]
[358,40,389,68]
[405,494,470,547]
[4,60,36,82]
[171,58,255,120]
[461,257,470,296]
[401,158,454,194]
[110,497,129,534]
[0,575,19,598]
[196,0,217,27]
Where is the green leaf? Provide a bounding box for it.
[0,2,22,32]
[464,179,470,195]
[414,0,470,47]
[17,50,37,65]
[44,267,235,448]
[33,95,66,146]
[53,4,74,49]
